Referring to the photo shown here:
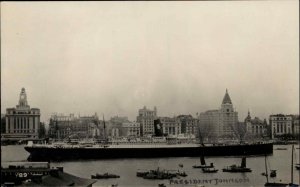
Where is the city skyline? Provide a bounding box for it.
[1,1,299,123]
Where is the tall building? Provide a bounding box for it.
[136,106,157,136]
[269,114,293,139]
[3,88,40,140]
[199,89,238,139]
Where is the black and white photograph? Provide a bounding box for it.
[1,1,299,187]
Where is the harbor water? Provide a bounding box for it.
[1,144,300,187]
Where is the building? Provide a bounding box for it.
[244,111,268,138]
[269,114,293,139]
[49,113,99,139]
[121,122,140,137]
[199,89,238,139]
[176,115,198,137]
[3,88,40,140]
[159,117,181,136]
[136,106,157,136]
[292,115,299,136]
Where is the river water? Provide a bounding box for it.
[1,144,300,187]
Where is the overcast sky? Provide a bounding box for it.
[1,1,299,123]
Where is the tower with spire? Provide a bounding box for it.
[198,89,239,139]
[219,89,238,136]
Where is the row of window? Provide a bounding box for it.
[7,117,36,132]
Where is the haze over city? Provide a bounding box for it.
[1,1,299,123]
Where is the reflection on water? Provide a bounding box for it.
[1,144,300,187]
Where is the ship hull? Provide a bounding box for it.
[25,143,273,161]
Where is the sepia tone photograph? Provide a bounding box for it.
[1,1,299,187]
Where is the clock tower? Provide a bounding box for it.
[18,88,28,107]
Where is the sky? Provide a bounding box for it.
[1,1,299,123]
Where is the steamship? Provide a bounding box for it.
[24,136,273,161]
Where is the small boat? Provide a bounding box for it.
[176,170,187,177]
[270,170,277,178]
[202,167,218,173]
[91,173,120,179]
[141,168,177,180]
[193,155,214,169]
[136,169,149,177]
[222,157,252,172]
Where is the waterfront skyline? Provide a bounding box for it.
[1,1,299,123]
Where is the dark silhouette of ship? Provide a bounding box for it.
[91,173,120,179]
[222,157,252,172]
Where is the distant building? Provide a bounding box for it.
[199,89,238,139]
[3,88,40,140]
[159,117,181,136]
[176,115,198,137]
[49,113,99,139]
[136,106,157,136]
[269,114,293,139]
[244,111,268,138]
[292,115,299,136]
[121,122,140,137]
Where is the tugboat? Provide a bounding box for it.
[138,168,177,180]
[202,167,218,173]
[193,155,214,169]
[91,173,120,179]
[222,157,252,172]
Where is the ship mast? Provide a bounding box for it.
[103,114,107,143]
[291,144,294,184]
[264,155,269,183]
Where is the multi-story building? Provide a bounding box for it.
[159,117,181,136]
[176,115,198,137]
[136,106,157,136]
[269,114,293,139]
[199,89,238,139]
[121,122,140,137]
[49,113,99,139]
[292,115,299,136]
[106,116,129,138]
[3,88,40,140]
[244,111,268,138]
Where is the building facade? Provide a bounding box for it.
[244,111,268,138]
[49,113,99,139]
[292,115,299,136]
[159,117,181,136]
[269,114,293,139]
[121,122,140,137]
[176,115,198,137]
[3,88,40,140]
[136,106,157,136]
[199,89,238,139]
